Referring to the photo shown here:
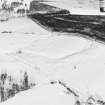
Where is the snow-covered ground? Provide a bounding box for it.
[44,0,99,9]
[44,0,105,15]
[0,17,51,54]
[0,8,105,104]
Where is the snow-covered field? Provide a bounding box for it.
[0,17,105,104]
[0,1,105,104]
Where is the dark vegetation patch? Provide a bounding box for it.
[0,72,35,102]
[28,10,105,43]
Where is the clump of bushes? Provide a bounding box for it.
[0,72,35,102]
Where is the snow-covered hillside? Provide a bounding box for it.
[0,16,105,104]
[0,0,105,105]
[45,0,99,9]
